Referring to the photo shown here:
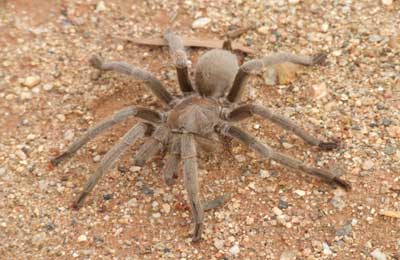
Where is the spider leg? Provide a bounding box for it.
[162,135,180,186]
[217,123,351,190]
[181,133,204,242]
[225,103,337,149]
[90,54,174,106]
[51,106,163,166]
[133,125,170,166]
[226,52,326,103]
[164,29,194,94]
[74,122,148,208]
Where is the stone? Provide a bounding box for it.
[229,244,240,256]
[280,250,297,260]
[93,155,101,162]
[371,248,387,260]
[322,242,332,255]
[312,83,328,99]
[192,17,211,29]
[22,75,41,88]
[362,160,374,170]
[64,129,75,141]
[162,203,171,214]
[214,239,224,250]
[260,169,270,178]
[95,1,106,12]
[273,207,283,216]
[294,190,305,197]
[257,26,269,35]
[382,0,393,5]
[336,223,352,237]
[288,0,299,4]
[368,35,383,43]
[78,234,88,242]
[32,232,47,246]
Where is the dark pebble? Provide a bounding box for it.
[278,199,289,209]
[336,222,352,237]
[384,144,397,155]
[142,186,154,196]
[103,193,113,200]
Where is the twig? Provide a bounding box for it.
[119,36,256,54]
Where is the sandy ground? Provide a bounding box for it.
[0,0,399,259]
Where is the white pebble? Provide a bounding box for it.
[78,234,87,242]
[260,169,270,178]
[192,17,211,29]
[229,244,240,256]
[93,155,101,162]
[362,160,374,170]
[22,75,41,88]
[294,190,306,197]
[322,242,332,255]
[273,206,283,216]
[64,129,75,141]
[95,1,106,12]
[382,0,393,5]
[162,204,171,214]
[321,23,329,32]
[371,248,387,260]
[214,239,224,250]
[288,0,300,4]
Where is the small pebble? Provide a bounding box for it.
[294,190,305,197]
[214,239,224,250]
[192,17,211,29]
[362,160,374,170]
[280,250,297,260]
[273,207,283,216]
[229,244,240,256]
[64,129,74,141]
[93,155,101,162]
[322,242,332,255]
[371,248,387,260]
[95,1,106,12]
[22,75,41,88]
[382,0,393,5]
[78,234,87,242]
[259,169,270,178]
[369,35,383,43]
[103,194,113,200]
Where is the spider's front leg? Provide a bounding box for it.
[181,133,204,242]
[89,54,174,106]
[226,52,326,103]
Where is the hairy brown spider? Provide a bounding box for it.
[51,29,351,242]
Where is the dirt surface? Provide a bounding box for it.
[1,0,399,259]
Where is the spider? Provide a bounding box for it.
[51,29,351,242]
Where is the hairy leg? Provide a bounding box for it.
[164,29,194,94]
[227,52,326,102]
[51,106,163,165]
[162,136,180,185]
[74,123,148,208]
[133,125,170,166]
[181,133,204,242]
[217,123,351,190]
[224,103,337,149]
[90,54,174,106]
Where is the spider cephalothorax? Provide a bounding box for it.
[51,29,351,242]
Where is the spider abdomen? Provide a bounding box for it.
[167,96,220,136]
[195,49,239,97]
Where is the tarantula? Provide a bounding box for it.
[51,29,351,242]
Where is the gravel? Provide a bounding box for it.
[1,0,399,259]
